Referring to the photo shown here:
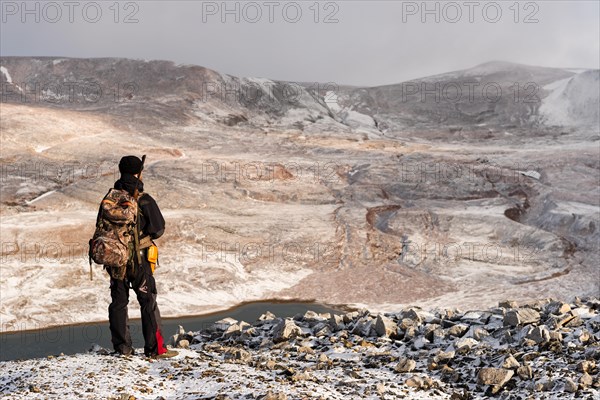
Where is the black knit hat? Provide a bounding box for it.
[118,155,144,175]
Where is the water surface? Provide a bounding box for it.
[0,301,343,361]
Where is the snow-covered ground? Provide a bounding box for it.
[0,348,453,400]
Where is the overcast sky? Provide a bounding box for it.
[1,0,598,86]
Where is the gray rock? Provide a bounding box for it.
[499,300,518,309]
[434,350,455,363]
[504,308,540,326]
[375,382,387,395]
[502,355,520,369]
[515,325,533,342]
[374,314,397,337]
[311,321,328,333]
[347,370,363,379]
[485,315,505,330]
[540,378,556,392]
[461,311,490,323]
[546,301,571,315]
[412,336,428,350]
[301,310,321,321]
[432,329,446,344]
[223,323,243,337]
[400,318,417,330]
[556,313,578,327]
[314,325,332,337]
[214,317,238,331]
[521,352,540,362]
[477,367,513,386]
[447,323,469,337]
[297,345,314,354]
[564,377,578,393]
[527,325,550,344]
[169,325,187,347]
[223,347,252,364]
[240,327,258,339]
[477,368,513,394]
[549,330,563,342]
[89,344,110,355]
[454,337,478,351]
[400,308,423,325]
[465,326,490,340]
[405,375,424,389]
[424,323,441,340]
[351,316,373,337]
[578,329,592,343]
[343,311,359,323]
[394,358,416,373]
[28,385,41,393]
[517,365,533,380]
[259,311,276,321]
[335,330,349,340]
[580,372,593,388]
[259,391,287,400]
[329,314,345,332]
[405,375,434,389]
[578,360,596,373]
[291,369,312,382]
[564,314,583,328]
[169,334,179,348]
[114,299,598,399]
[449,389,471,400]
[403,325,416,341]
[273,319,303,343]
[259,358,278,370]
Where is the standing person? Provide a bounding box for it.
[99,155,176,359]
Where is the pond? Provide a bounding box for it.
[0,301,345,361]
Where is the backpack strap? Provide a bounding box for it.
[94,188,114,227]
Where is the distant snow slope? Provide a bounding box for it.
[0,65,13,83]
[540,70,600,128]
[0,65,23,92]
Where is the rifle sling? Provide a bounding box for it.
[138,235,154,249]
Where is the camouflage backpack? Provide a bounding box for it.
[90,188,139,280]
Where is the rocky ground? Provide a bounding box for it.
[1,298,598,399]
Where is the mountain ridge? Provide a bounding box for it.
[2,56,597,134]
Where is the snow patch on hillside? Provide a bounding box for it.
[0,65,23,92]
[540,70,600,128]
[324,91,379,135]
[1,65,13,83]
[539,77,573,126]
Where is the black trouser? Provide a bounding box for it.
[108,249,166,356]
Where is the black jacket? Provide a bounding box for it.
[97,174,165,240]
[137,193,165,240]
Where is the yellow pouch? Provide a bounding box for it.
[147,244,158,274]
